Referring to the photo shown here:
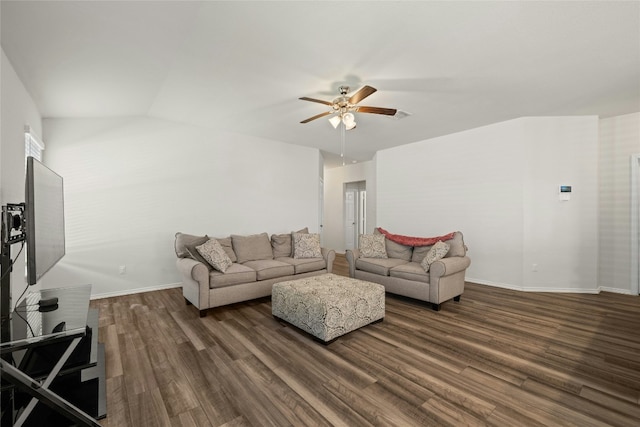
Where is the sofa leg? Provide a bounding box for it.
[185,297,192,306]
[453,295,461,302]
[431,303,441,311]
[199,309,207,318]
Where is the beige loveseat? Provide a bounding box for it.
[346,231,470,311]
[175,230,335,317]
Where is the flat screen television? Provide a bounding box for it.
[25,156,65,285]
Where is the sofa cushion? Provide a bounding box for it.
[232,233,274,263]
[175,233,208,258]
[359,234,388,258]
[375,227,412,261]
[215,236,237,263]
[271,227,309,258]
[292,233,322,258]
[385,239,412,261]
[412,245,432,263]
[209,263,257,289]
[421,241,450,272]
[444,231,467,258]
[276,257,326,274]
[356,257,408,276]
[196,238,233,273]
[390,262,430,284]
[271,233,293,258]
[243,259,295,281]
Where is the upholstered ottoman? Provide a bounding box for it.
[272,273,385,343]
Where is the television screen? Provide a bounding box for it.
[26,156,65,285]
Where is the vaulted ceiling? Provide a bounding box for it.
[2,1,639,167]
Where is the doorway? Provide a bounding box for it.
[345,181,366,250]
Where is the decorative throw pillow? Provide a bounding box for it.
[196,239,233,273]
[292,233,322,259]
[359,234,388,258]
[421,241,450,272]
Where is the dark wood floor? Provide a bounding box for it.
[90,254,640,426]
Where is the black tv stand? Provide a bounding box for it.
[0,285,106,426]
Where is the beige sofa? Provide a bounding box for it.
[346,231,470,311]
[175,230,335,317]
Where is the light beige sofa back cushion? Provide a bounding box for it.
[232,233,274,263]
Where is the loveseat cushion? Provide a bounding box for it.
[375,228,413,261]
[412,245,432,263]
[276,257,326,274]
[243,259,295,280]
[232,233,274,263]
[209,263,257,289]
[445,231,467,257]
[411,232,467,262]
[356,257,408,276]
[390,262,430,284]
[385,239,413,261]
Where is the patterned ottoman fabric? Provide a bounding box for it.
[272,274,385,342]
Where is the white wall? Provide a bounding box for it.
[42,117,321,298]
[599,112,640,294]
[323,161,376,253]
[377,116,600,292]
[1,48,43,303]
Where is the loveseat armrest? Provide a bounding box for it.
[429,256,471,279]
[176,257,210,313]
[345,249,360,278]
[322,247,336,274]
[429,256,471,307]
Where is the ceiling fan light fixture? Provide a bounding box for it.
[343,112,356,130]
[328,115,341,129]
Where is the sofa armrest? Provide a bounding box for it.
[345,249,360,278]
[322,247,336,274]
[176,258,210,310]
[429,256,471,279]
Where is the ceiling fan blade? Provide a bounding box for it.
[299,96,333,106]
[300,111,332,123]
[356,106,397,116]
[349,85,377,104]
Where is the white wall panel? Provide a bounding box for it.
[377,116,600,292]
[42,117,320,297]
[377,119,525,288]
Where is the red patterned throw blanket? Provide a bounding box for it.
[377,228,456,247]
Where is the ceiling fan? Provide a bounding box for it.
[299,85,397,130]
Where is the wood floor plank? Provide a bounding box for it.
[92,276,640,427]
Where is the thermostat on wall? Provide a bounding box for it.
[559,185,572,201]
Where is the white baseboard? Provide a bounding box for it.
[467,278,632,295]
[597,286,634,295]
[90,282,182,300]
